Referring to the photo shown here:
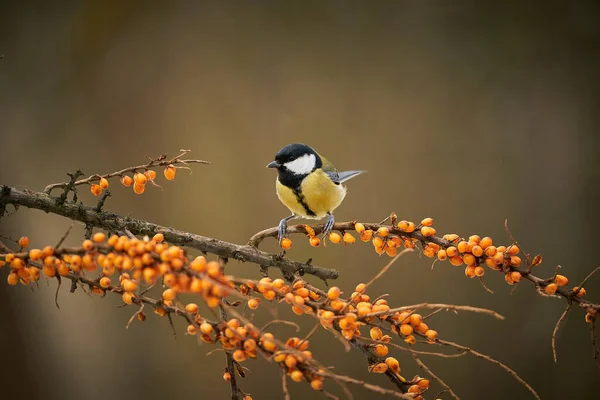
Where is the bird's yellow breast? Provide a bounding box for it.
[275,170,346,219]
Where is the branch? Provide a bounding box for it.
[0,186,338,281]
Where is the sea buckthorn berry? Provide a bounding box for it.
[474,266,485,277]
[408,385,421,394]
[385,357,401,374]
[510,271,522,283]
[507,245,520,255]
[504,274,515,285]
[404,335,416,345]
[18,236,30,248]
[385,246,397,257]
[446,246,458,257]
[290,370,304,382]
[465,266,476,278]
[421,217,433,227]
[99,177,109,189]
[152,233,164,243]
[164,165,177,180]
[134,172,147,185]
[377,227,389,237]
[437,249,448,261]
[122,292,135,304]
[187,324,197,335]
[200,322,213,335]
[120,175,133,187]
[99,277,111,288]
[82,240,94,251]
[372,237,384,248]
[480,237,493,249]
[328,232,342,244]
[545,283,558,295]
[223,372,231,381]
[7,272,19,286]
[457,241,470,253]
[190,256,207,272]
[163,288,176,301]
[309,236,321,247]
[248,298,260,309]
[93,232,106,243]
[343,232,355,244]
[421,226,436,237]
[370,327,383,341]
[133,182,145,194]
[327,286,341,300]
[463,253,476,266]
[409,314,422,326]
[90,184,102,196]
[471,245,483,257]
[185,303,199,314]
[233,350,246,362]
[144,170,157,181]
[416,322,429,334]
[443,233,459,242]
[510,256,522,267]
[355,222,366,233]
[417,379,430,389]
[422,247,436,258]
[425,329,439,341]
[485,246,497,257]
[468,235,481,243]
[360,229,373,242]
[449,256,463,266]
[573,287,586,297]
[311,379,323,391]
[400,324,414,336]
[42,265,56,278]
[280,238,292,249]
[122,279,138,292]
[586,313,594,323]
[370,363,388,374]
[154,307,166,316]
[28,249,42,261]
[356,283,367,293]
[555,275,568,287]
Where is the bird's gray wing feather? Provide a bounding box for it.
[335,170,366,184]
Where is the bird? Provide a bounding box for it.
[266,143,365,244]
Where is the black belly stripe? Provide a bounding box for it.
[293,189,316,217]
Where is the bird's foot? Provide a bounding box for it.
[277,218,289,246]
[322,213,335,237]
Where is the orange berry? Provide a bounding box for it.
[248,298,260,309]
[152,233,164,243]
[385,246,397,257]
[134,172,147,185]
[377,227,389,237]
[404,335,416,345]
[573,287,586,297]
[328,232,342,244]
[133,182,145,194]
[187,324,198,335]
[310,379,323,391]
[555,274,568,287]
[465,266,476,278]
[355,283,367,293]
[120,175,133,187]
[446,246,458,257]
[510,271,522,283]
[164,165,176,180]
[370,363,388,374]
[463,253,476,266]
[163,288,176,301]
[507,245,519,255]
[417,379,430,389]
[92,232,106,243]
[425,329,439,341]
[309,236,321,247]
[343,232,355,244]
[421,226,436,237]
[360,229,373,242]
[471,245,483,257]
[485,246,497,257]
[372,236,384,248]
[200,322,213,335]
[42,265,56,278]
[421,217,433,227]
[99,277,111,288]
[400,324,414,336]
[409,314,422,326]
[449,256,463,266]
[280,238,292,249]
[370,327,383,341]
[545,283,558,295]
[480,237,493,249]
[223,372,231,381]
[28,248,43,261]
[457,241,470,253]
[290,370,304,382]
[408,385,421,394]
[233,350,246,362]
[18,236,30,248]
[7,271,19,285]
[474,266,485,277]
[510,256,522,267]
[355,222,366,233]
[385,357,401,373]
[99,177,109,189]
[144,170,157,181]
[82,239,94,251]
[328,286,341,300]
[122,279,138,292]
[90,184,102,196]
[122,292,135,304]
[437,249,448,261]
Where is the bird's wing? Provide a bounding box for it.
[318,153,341,183]
[337,170,366,183]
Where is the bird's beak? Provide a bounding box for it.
[266,161,281,169]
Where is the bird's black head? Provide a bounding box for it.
[267,143,323,188]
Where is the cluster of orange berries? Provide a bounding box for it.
[279,225,357,250]
[239,278,322,316]
[90,165,177,196]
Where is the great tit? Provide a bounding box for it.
[267,143,365,243]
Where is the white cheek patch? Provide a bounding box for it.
[284,154,316,175]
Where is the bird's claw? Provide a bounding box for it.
[322,213,335,238]
[277,218,288,246]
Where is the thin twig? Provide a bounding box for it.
[412,353,460,400]
[552,303,572,363]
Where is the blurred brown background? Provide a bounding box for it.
[1,1,599,399]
